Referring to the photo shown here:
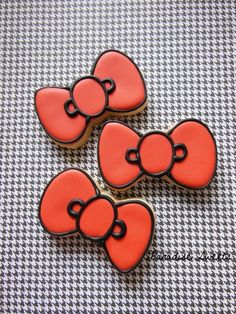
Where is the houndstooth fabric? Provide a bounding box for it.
[0,0,235,313]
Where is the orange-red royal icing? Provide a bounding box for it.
[98,120,217,190]
[39,169,154,273]
[35,50,146,145]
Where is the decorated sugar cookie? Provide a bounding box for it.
[98,119,217,190]
[35,50,147,148]
[39,169,155,273]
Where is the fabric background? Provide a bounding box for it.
[0,1,235,313]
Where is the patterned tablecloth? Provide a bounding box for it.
[0,1,235,313]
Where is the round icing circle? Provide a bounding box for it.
[77,197,115,240]
[72,76,107,117]
[138,132,174,175]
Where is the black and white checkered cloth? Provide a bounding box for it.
[0,1,235,313]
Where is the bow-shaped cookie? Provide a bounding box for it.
[39,169,155,273]
[35,50,146,148]
[98,119,217,190]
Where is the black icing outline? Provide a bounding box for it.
[38,168,155,273]
[97,121,144,189]
[166,119,217,190]
[75,194,118,243]
[68,75,113,118]
[34,86,89,145]
[91,49,147,114]
[103,199,155,273]
[34,50,147,145]
[38,168,99,237]
[134,131,176,177]
[97,119,217,190]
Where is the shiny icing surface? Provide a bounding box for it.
[35,87,86,143]
[105,202,153,272]
[40,169,96,235]
[92,51,146,111]
[169,121,217,188]
[98,120,217,189]
[72,77,107,116]
[39,169,154,273]
[139,133,173,175]
[78,197,115,239]
[98,121,141,187]
[35,50,146,145]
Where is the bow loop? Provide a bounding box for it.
[101,78,116,94]
[98,120,217,189]
[39,169,154,273]
[35,50,146,146]
[173,143,188,161]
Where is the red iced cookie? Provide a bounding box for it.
[98,119,217,190]
[39,169,155,273]
[35,50,146,148]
